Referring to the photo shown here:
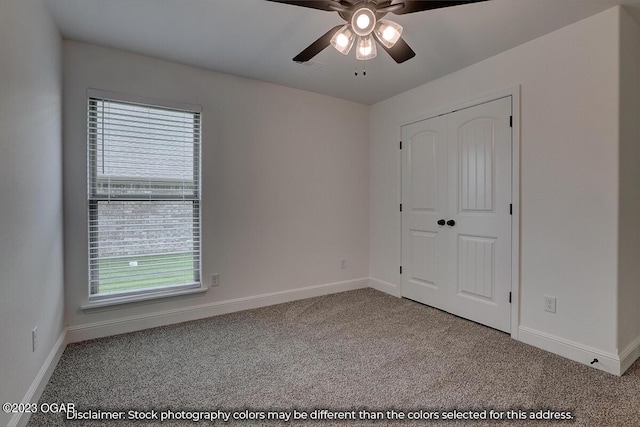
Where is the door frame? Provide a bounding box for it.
[398,86,521,339]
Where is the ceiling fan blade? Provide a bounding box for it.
[376,35,416,63]
[264,0,343,12]
[293,25,343,63]
[390,0,490,15]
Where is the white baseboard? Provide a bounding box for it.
[518,326,621,376]
[67,277,369,343]
[620,335,640,374]
[9,330,67,427]
[369,277,400,297]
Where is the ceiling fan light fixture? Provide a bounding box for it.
[351,7,376,36]
[272,0,491,65]
[374,19,403,48]
[330,25,356,55]
[356,35,377,60]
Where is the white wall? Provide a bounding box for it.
[63,41,370,334]
[618,8,640,361]
[0,1,64,425]
[370,7,621,357]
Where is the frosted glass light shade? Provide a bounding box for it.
[356,35,377,60]
[330,25,356,55]
[351,7,376,36]
[374,19,403,48]
[356,14,370,30]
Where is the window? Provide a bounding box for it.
[88,91,201,302]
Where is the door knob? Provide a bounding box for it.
[437,219,446,226]
[447,219,456,226]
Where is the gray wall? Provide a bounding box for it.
[618,8,640,360]
[63,41,370,331]
[0,1,64,425]
[369,7,621,358]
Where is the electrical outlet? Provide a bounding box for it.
[32,327,38,352]
[544,296,556,313]
[210,273,219,286]
[340,258,347,269]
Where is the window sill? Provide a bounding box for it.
[81,286,208,310]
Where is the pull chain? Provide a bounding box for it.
[354,63,368,77]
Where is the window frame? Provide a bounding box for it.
[85,89,204,306]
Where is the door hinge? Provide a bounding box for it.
[510,204,512,215]
[400,266,403,274]
[399,140,402,149]
[400,203,402,212]
[510,116,513,128]
[509,292,512,304]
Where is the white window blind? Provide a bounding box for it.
[88,95,201,299]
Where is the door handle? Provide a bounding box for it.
[437,219,446,226]
[447,219,456,227]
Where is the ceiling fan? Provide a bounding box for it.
[266,0,490,64]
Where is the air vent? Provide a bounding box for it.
[297,60,326,70]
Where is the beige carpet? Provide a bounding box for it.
[28,288,640,426]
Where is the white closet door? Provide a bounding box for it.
[401,115,449,311]
[401,97,512,333]
[446,97,512,333]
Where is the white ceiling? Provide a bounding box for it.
[45,0,640,105]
